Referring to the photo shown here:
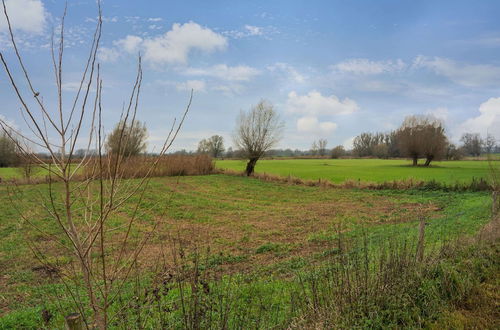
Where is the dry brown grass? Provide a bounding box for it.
[219,168,492,191]
[83,154,215,179]
[0,155,215,186]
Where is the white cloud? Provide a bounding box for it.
[212,83,244,95]
[267,62,305,83]
[457,97,500,139]
[0,0,46,34]
[414,56,500,87]
[331,58,406,75]
[425,107,449,121]
[286,91,358,116]
[97,47,120,63]
[102,16,118,23]
[61,82,82,92]
[176,80,206,92]
[103,22,226,66]
[297,116,337,135]
[223,24,277,39]
[184,64,260,81]
[114,35,143,53]
[148,18,163,22]
[141,22,227,65]
[244,25,263,36]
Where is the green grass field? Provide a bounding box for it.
[217,158,496,184]
[0,166,77,180]
[0,174,496,327]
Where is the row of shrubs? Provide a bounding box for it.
[221,168,494,191]
[0,155,215,185]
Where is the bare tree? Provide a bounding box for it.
[310,141,319,156]
[0,1,191,327]
[372,143,389,159]
[105,119,148,156]
[234,100,284,176]
[197,135,225,158]
[460,133,483,157]
[445,143,464,160]
[353,133,373,157]
[318,139,328,156]
[485,134,497,154]
[396,115,447,166]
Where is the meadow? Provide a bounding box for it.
[0,174,497,328]
[217,158,495,184]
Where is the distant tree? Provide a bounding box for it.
[384,131,400,158]
[330,145,345,159]
[197,135,225,158]
[372,143,389,159]
[460,133,483,157]
[0,131,20,167]
[353,133,373,157]
[396,115,447,166]
[234,100,284,176]
[106,120,148,156]
[445,143,464,160]
[310,141,319,156]
[74,149,86,158]
[197,139,210,154]
[225,146,234,158]
[318,139,328,156]
[485,134,497,154]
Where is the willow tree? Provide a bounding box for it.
[234,100,284,176]
[396,115,447,166]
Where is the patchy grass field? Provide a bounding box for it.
[0,174,494,327]
[217,158,495,184]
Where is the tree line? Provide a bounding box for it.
[349,116,497,165]
[1,110,498,170]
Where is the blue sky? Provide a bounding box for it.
[1,0,499,152]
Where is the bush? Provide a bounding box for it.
[330,145,345,159]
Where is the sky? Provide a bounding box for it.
[1,0,500,152]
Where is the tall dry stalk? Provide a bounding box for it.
[0,1,191,328]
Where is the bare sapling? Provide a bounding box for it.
[0,0,191,328]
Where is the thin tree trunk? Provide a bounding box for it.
[412,156,418,166]
[245,157,258,176]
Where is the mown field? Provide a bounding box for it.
[217,158,495,184]
[0,174,497,328]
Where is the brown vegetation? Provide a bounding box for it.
[83,154,214,179]
[219,168,493,191]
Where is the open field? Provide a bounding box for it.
[0,165,77,180]
[217,158,496,184]
[0,174,496,327]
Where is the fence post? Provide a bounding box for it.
[66,313,83,330]
[416,218,426,262]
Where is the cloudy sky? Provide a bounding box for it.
[1,0,499,151]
